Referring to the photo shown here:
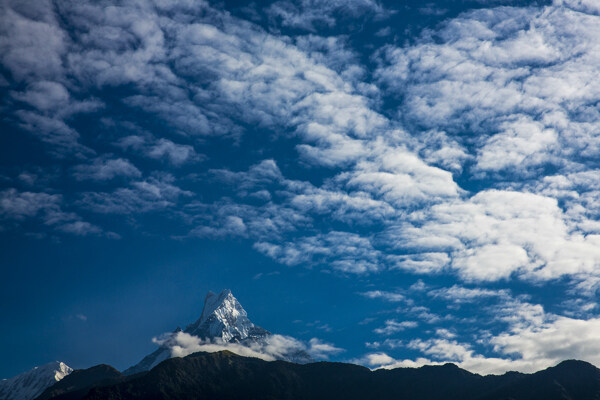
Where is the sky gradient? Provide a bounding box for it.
[3,0,600,379]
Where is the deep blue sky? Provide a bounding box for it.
[4,0,600,378]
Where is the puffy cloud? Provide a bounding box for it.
[0,0,66,81]
[386,190,600,282]
[153,331,343,362]
[376,2,600,179]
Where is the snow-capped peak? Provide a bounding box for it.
[199,289,237,323]
[0,361,72,400]
[185,289,269,342]
[124,289,315,375]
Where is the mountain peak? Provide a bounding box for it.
[125,289,315,375]
[199,289,235,324]
[0,361,72,400]
[185,289,269,342]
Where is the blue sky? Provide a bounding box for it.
[3,0,600,378]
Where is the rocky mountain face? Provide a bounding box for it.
[36,351,600,400]
[0,362,72,400]
[123,289,311,375]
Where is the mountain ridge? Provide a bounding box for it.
[0,361,72,400]
[37,351,600,400]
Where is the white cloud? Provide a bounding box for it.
[153,331,343,362]
[429,285,510,303]
[358,288,600,375]
[374,320,418,335]
[475,116,558,173]
[306,338,344,359]
[389,190,600,282]
[366,310,600,375]
[361,290,406,303]
[376,2,600,178]
[255,231,381,274]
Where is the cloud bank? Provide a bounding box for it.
[153,331,343,362]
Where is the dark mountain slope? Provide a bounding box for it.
[41,352,600,400]
[372,362,524,400]
[479,360,600,400]
[35,364,127,400]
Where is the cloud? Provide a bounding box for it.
[12,110,94,158]
[3,0,595,292]
[0,1,66,81]
[0,188,109,237]
[73,157,141,181]
[189,200,310,240]
[266,0,386,32]
[146,139,199,166]
[12,80,70,111]
[429,286,511,303]
[306,338,344,359]
[255,231,382,274]
[357,283,600,375]
[117,136,200,166]
[364,311,600,375]
[152,331,343,362]
[80,174,193,214]
[56,221,103,236]
[0,189,61,220]
[385,190,600,282]
[374,320,418,335]
[376,1,600,180]
[361,290,406,303]
[154,332,278,362]
[75,314,87,321]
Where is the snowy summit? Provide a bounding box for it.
[124,289,310,375]
[0,361,72,400]
[184,289,270,342]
